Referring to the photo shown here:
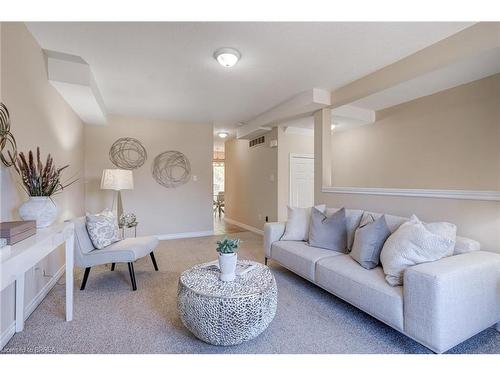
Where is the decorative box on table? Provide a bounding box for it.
[0,220,37,245]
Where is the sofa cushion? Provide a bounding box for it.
[380,215,456,286]
[361,211,408,233]
[316,255,404,331]
[81,236,159,267]
[308,207,347,252]
[350,214,391,269]
[281,205,326,241]
[271,240,342,282]
[326,207,364,251]
[453,235,480,255]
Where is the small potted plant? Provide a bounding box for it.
[10,147,77,228]
[216,237,241,282]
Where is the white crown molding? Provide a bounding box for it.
[321,186,500,201]
[223,217,264,235]
[156,231,214,240]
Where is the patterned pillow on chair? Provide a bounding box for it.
[85,209,121,250]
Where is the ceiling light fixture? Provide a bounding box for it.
[214,48,241,68]
[331,124,337,130]
[217,131,229,139]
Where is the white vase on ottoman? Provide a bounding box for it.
[218,253,237,281]
[216,237,241,282]
[19,196,59,228]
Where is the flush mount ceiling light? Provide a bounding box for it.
[217,131,229,139]
[214,48,241,67]
[331,123,337,130]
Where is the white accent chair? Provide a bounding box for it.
[72,217,159,291]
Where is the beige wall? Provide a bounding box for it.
[84,115,213,236]
[318,75,500,252]
[331,74,500,190]
[224,128,278,230]
[277,127,314,221]
[225,126,314,228]
[1,23,85,341]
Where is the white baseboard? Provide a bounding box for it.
[0,264,65,350]
[24,265,65,320]
[156,230,214,240]
[223,217,264,236]
[0,322,15,350]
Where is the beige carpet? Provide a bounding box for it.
[2,231,499,354]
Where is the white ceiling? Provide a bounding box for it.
[352,47,500,111]
[26,22,473,133]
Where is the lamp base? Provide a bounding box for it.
[111,190,124,220]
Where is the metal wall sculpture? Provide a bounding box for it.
[109,137,147,170]
[152,151,191,188]
[0,102,17,167]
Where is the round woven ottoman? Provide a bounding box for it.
[177,260,277,346]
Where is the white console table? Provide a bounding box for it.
[0,221,74,332]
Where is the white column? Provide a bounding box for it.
[313,108,332,203]
[65,233,74,321]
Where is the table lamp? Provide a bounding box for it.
[100,169,134,219]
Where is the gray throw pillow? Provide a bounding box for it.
[350,214,391,269]
[308,207,347,252]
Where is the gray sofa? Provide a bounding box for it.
[264,208,500,353]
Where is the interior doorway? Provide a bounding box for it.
[289,153,314,208]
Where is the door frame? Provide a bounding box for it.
[289,153,314,206]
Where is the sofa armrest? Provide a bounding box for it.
[404,251,500,353]
[264,222,286,258]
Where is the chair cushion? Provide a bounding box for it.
[271,240,342,282]
[316,255,404,331]
[81,236,159,268]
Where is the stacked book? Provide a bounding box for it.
[0,220,37,246]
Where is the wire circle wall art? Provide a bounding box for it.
[0,102,17,167]
[109,137,147,170]
[152,151,191,188]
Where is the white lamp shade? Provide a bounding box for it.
[100,169,134,190]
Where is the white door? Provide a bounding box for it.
[289,154,314,208]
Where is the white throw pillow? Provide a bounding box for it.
[281,205,326,241]
[380,215,456,286]
[86,209,121,250]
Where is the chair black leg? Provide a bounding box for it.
[150,252,159,271]
[127,262,137,291]
[80,267,91,290]
[111,263,115,271]
[265,257,268,266]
